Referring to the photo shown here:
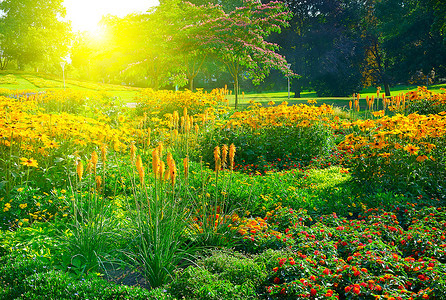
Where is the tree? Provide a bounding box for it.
[361,0,446,93]
[155,0,226,91]
[266,0,365,97]
[0,0,71,70]
[189,0,293,108]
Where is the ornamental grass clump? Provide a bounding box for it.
[61,150,121,274]
[123,148,196,289]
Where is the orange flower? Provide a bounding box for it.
[136,155,144,185]
[183,156,189,179]
[221,144,228,168]
[152,149,160,177]
[76,160,83,181]
[229,144,236,170]
[416,155,428,162]
[404,144,420,155]
[91,151,99,174]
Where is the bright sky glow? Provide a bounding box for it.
[63,0,159,32]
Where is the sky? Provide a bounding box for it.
[63,0,160,32]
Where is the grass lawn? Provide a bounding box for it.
[225,83,446,109]
[1,72,446,109]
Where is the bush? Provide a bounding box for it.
[169,250,266,299]
[0,254,174,300]
[200,106,335,174]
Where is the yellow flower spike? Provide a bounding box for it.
[147,128,151,146]
[169,157,177,187]
[173,111,179,128]
[76,159,84,181]
[95,176,102,191]
[157,142,163,159]
[136,155,145,185]
[215,157,221,172]
[91,151,99,174]
[166,152,174,170]
[180,116,185,130]
[214,146,220,163]
[130,143,136,163]
[221,144,228,169]
[159,161,166,180]
[101,144,107,163]
[229,144,236,171]
[152,149,160,178]
[183,156,189,180]
[164,168,170,181]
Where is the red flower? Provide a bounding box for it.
[310,288,317,296]
[345,286,351,293]
[325,289,334,297]
[273,277,280,284]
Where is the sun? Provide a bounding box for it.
[63,0,159,33]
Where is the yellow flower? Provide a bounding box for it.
[19,203,27,209]
[20,157,38,168]
[3,203,11,212]
[17,187,24,192]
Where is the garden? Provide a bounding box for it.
[1,85,445,299]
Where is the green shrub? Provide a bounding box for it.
[16,270,172,300]
[200,122,335,174]
[170,266,258,300]
[0,253,49,299]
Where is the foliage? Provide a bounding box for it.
[405,86,446,115]
[0,254,171,300]
[188,0,293,107]
[200,102,335,174]
[1,86,446,299]
[0,0,71,70]
[338,110,446,199]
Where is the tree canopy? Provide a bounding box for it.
[1,0,445,98]
[0,0,71,70]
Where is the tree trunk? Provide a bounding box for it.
[188,76,194,91]
[234,74,239,110]
[293,82,302,98]
[384,82,391,97]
